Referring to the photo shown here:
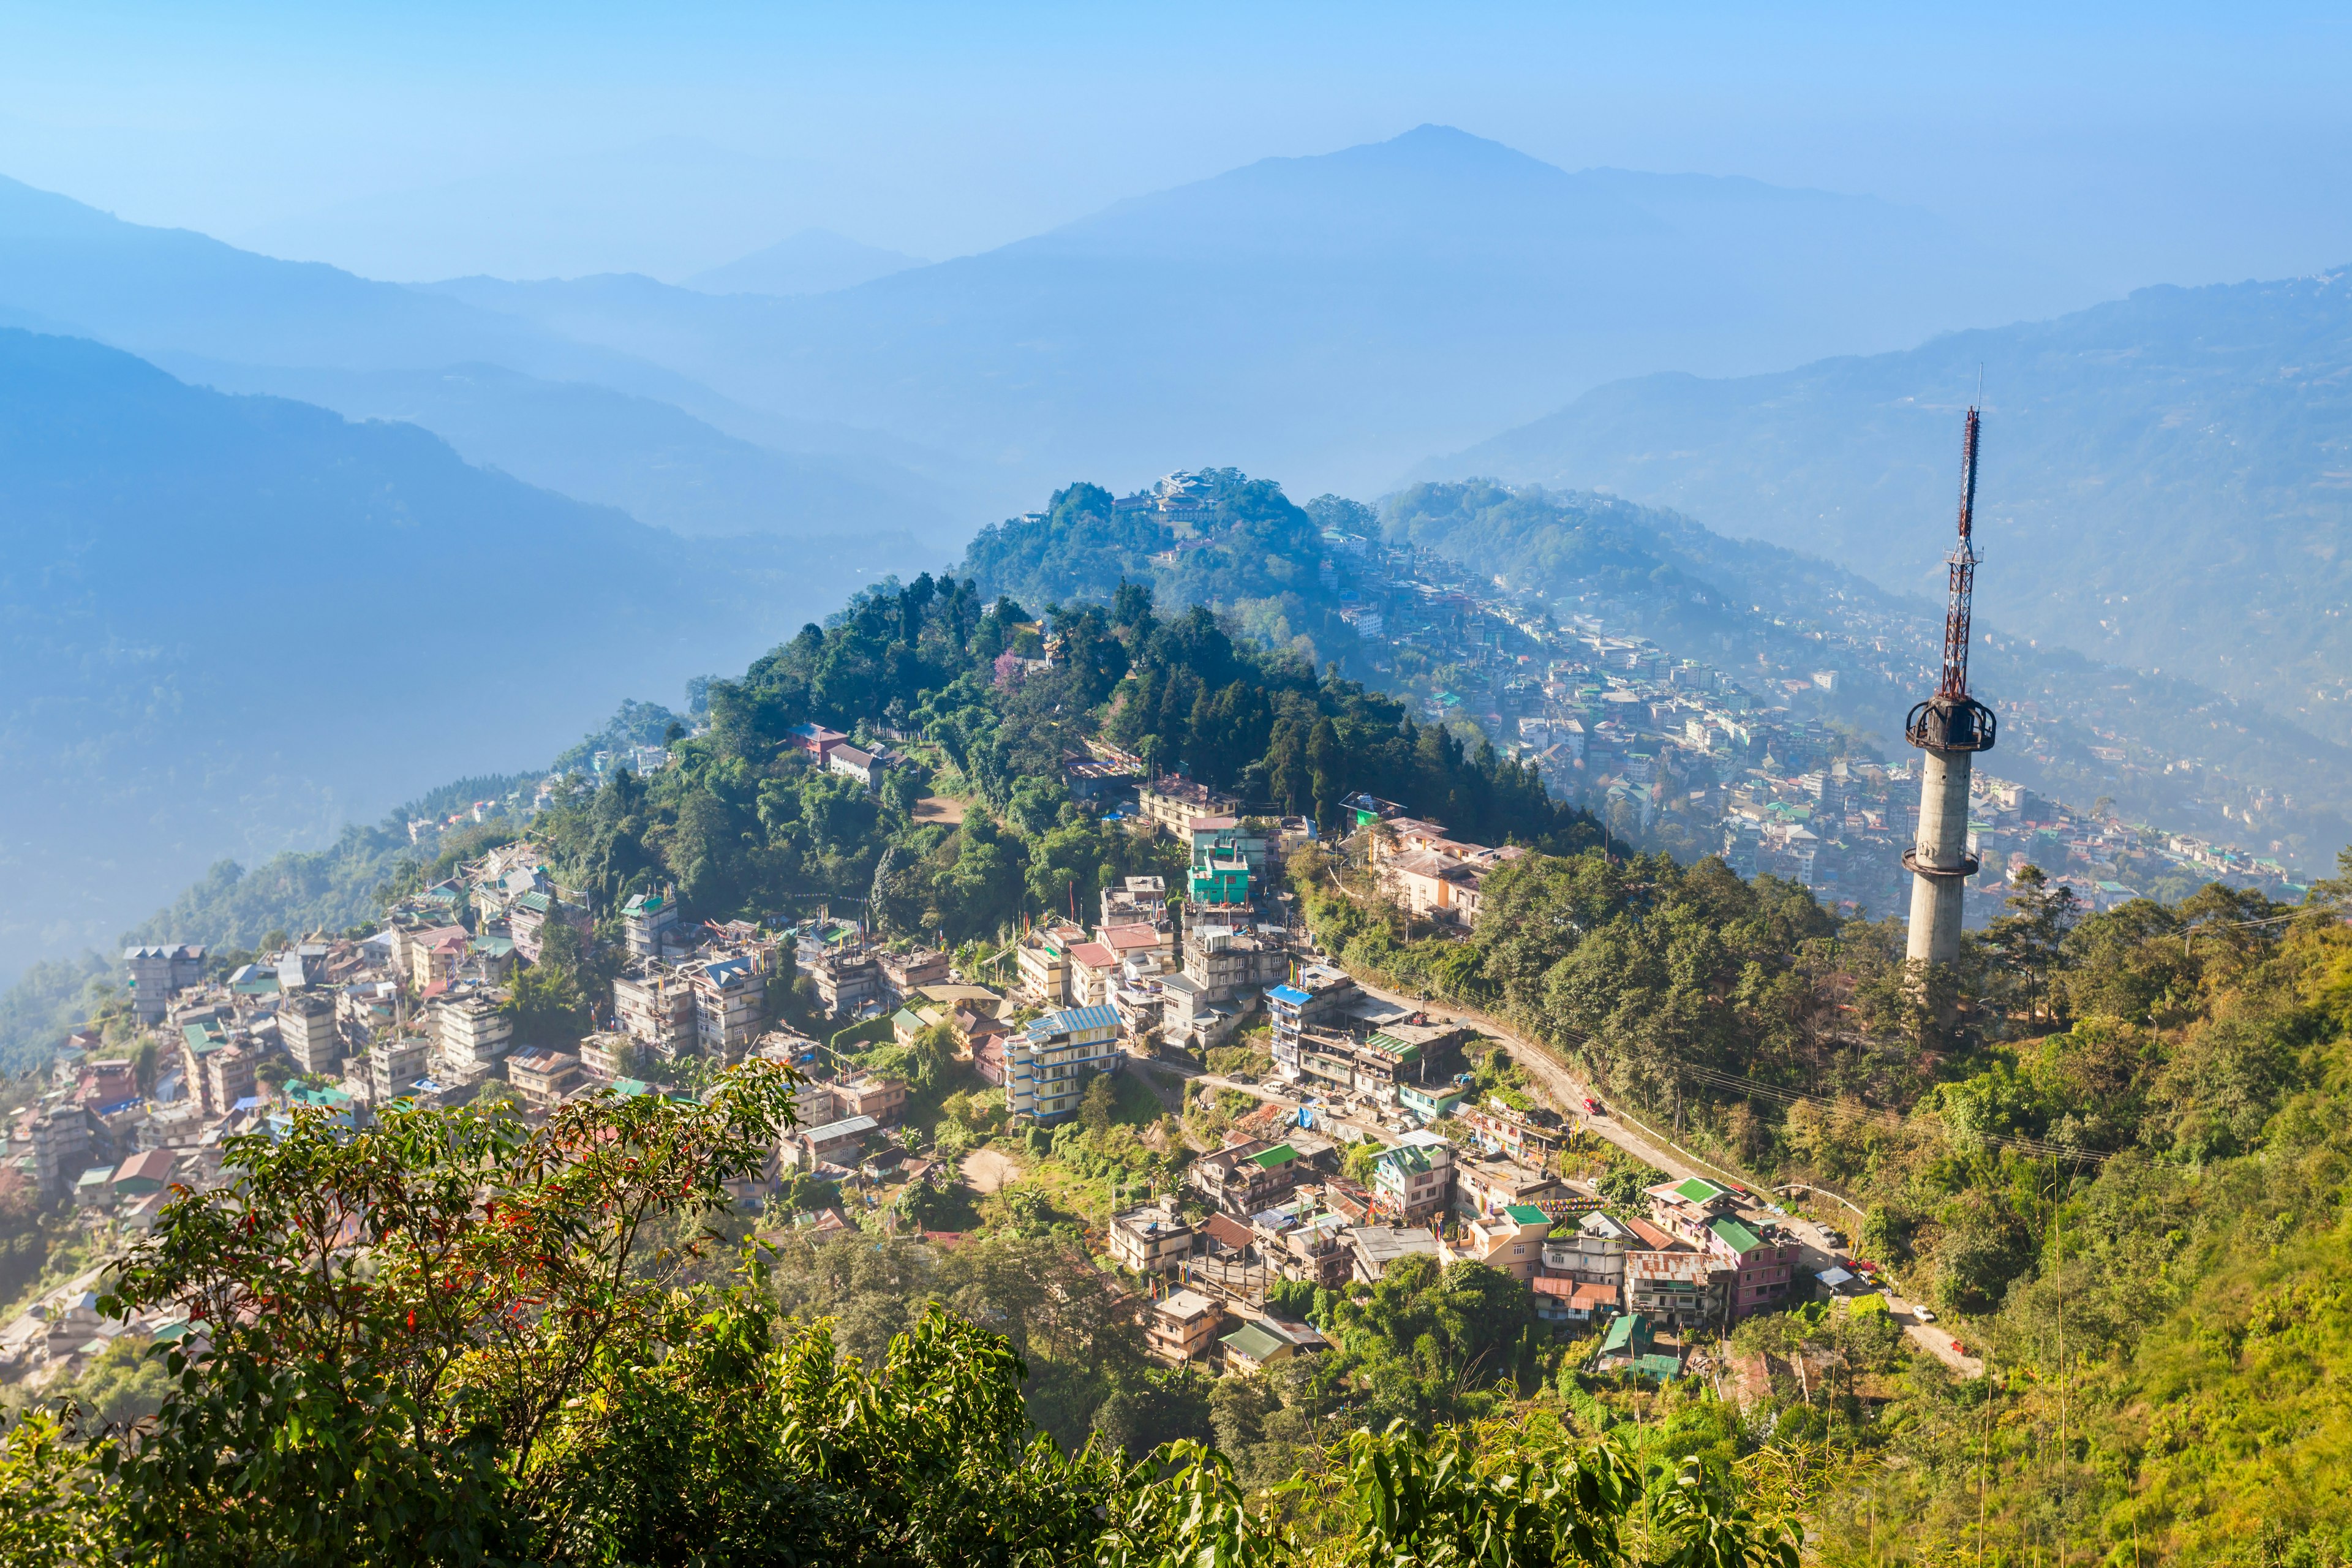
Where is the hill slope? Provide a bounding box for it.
[418,126,2082,500]
[0,330,895,979]
[1420,270,2352,729]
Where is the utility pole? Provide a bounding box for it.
[1903,405,1998,989]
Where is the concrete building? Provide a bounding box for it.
[878,948,952,1001]
[1624,1248,1728,1330]
[1346,1224,1445,1283]
[1014,924,1088,1008]
[1101,875,1167,926]
[787,1114,880,1170]
[407,925,471,992]
[1066,942,1118,1007]
[1188,1138,1306,1216]
[508,892,591,963]
[614,965,696,1057]
[508,1050,583,1110]
[29,1106,98,1202]
[1371,1132,1455,1223]
[434,992,514,1074]
[621,888,682,959]
[1137,778,1240,838]
[826,744,885,791]
[279,992,343,1076]
[122,944,205,1023]
[1109,1205,1196,1277]
[688,955,766,1058]
[370,1036,432,1104]
[1005,1003,1123,1124]
[1453,1205,1553,1282]
[806,948,884,1018]
[576,1031,631,1082]
[206,1044,257,1115]
[1145,1289,1224,1365]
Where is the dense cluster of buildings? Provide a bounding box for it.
[1317,532,2302,924]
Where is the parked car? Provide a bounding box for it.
[1913,1306,1937,1323]
[1226,1072,1256,1085]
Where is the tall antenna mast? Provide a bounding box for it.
[1937,407,1981,701]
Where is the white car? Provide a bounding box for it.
[1913,1306,1937,1323]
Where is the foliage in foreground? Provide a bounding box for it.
[0,1069,1795,1567]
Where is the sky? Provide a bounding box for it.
[1,1,2349,290]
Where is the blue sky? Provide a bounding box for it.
[2,1,2348,287]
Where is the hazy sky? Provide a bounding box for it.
[2,1,2348,289]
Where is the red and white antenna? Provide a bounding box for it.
[1936,406,1981,702]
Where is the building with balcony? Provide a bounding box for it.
[1005,1003,1122,1124]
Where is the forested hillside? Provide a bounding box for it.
[1297,828,2352,1562]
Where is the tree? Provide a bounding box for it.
[1981,864,2082,1022]
[92,1064,798,1564]
[1079,1074,1118,1134]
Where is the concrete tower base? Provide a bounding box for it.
[1904,746,1976,966]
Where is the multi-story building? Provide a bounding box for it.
[279,992,343,1076]
[687,955,766,1058]
[613,964,696,1057]
[434,990,513,1066]
[409,926,471,992]
[1266,964,1359,1077]
[1534,1218,1630,1326]
[1702,1216,1803,1320]
[1144,1289,1224,1365]
[1095,921,1172,974]
[1005,1003,1123,1124]
[1137,778,1240,839]
[122,944,205,1023]
[1623,1248,1728,1330]
[1109,1205,1195,1277]
[29,1106,97,1202]
[1453,1205,1554,1282]
[806,948,884,1018]
[1644,1177,1746,1249]
[508,1049,583,1110]
[576,1031,631,1082]
[1370,1131,1455,1223]
[621,888,681,959]
[1453,1158,1565,1220]
[1101,876,1167,927]
[1014,924,1088,1008]
[369,1036,432,1105]
[206,1042,258,1114]
[1066,941,1118,1007]
[1188,1138,1306,1216]
[1179,924,1286,1004]
[877,948,952,1002]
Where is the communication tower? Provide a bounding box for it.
[1903,405,1996,967]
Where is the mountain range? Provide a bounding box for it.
[412,126,2086,500]
[6,122,2350,981]
[0,329,909,977]
[1417,270,2352,731]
